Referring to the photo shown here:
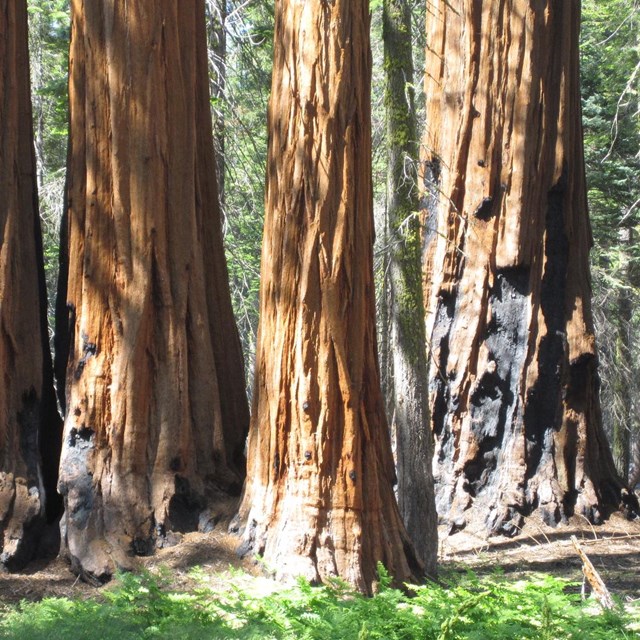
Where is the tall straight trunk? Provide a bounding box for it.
[0,0,62,570]
[55,0,249,582]
[383,0,436,574]
[421,0,638,536]
[235,0,421,593]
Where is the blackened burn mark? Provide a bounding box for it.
[561,353,597,519]
[74,333,97,380]
[132,536,155,557]
[17,388,41,488]
[524,173,569,481]
[473,196,494,221]
[68,426,95,447]
[430,291,456,448]
[565,352,595,410]
[466,267,530,499]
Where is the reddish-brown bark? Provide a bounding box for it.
[0,0,62,570]
[55,0,249,581]
[421,0,638,535]
[235,0,421,593]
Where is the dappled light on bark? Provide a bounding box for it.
[55,0,249,582]
[235,0,421,594]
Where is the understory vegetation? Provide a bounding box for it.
[0,568,638,640]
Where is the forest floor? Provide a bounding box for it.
[1,511,639,605]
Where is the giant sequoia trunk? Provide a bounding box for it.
[382,0,437,573]
[0,0,62,569]
[235,0,421,593]
[55,0,249,581]
[421,0,638,536]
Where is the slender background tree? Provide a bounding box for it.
[382,0,436,572]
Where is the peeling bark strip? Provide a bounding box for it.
[55,0,249,581]
[421,0,638,535]
[236,0,421,593]
[0,0,62,570]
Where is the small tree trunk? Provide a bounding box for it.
[612,226,636,483]
[421,0,638,536]
[55,0,249,581]
[207,0,226,208]
[0,0,62,570]
[383,0,437,574]
[235,0,421,593]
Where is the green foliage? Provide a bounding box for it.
[27,0,70,326]
[1,568,638,640]
[208,0,274,396]
[581,0,640,481]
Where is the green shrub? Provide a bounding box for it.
[1,566,638,639]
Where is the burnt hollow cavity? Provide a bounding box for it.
[167,475,205,534]
[473,196,494,221]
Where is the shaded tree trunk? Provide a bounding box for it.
[54,0,249,582]
[235,0,421,593]
[421,0,638,536]
[0,0,62,570]
[383,0,436,574]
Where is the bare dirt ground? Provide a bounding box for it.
[1,512,639,606]
[438,513,640,601]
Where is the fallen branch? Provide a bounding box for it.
[571,535,615,610]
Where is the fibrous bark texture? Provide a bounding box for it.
[236,0,421,593]
[421,0,638,535]
[0,0,62,570]
[55,0,249,581]
[383,0,437,574]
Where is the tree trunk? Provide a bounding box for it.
[421,0,638,536]
[235,0,421,593]
[383,0,437,574]
[612,228,633,483]
[55,0,249,582]
[0,0,62,570]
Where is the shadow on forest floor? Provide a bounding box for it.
[438,513,640,599]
